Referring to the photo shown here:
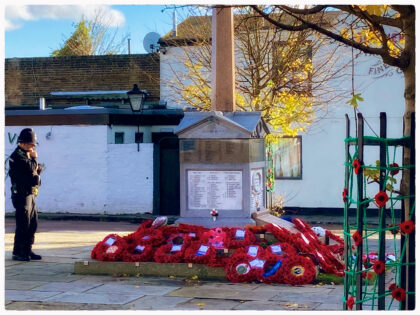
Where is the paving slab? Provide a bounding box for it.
[168,286,278,301]
[314,303,343,310]
[253,284,336,295]
[5,280,49,290]
[270,291,339,304]
[173,298,242,310]
[85,283,180,296]
[5,289,60,302]
[32,281,102,293]
[44,291,144,305]
[129,295,192,310]
[7,273,85,283]
[5,301,128,311]
[199,282,262,291]
[233,300,321,310]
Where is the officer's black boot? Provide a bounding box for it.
[29,250,42,260]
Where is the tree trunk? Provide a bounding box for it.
[401,10,415,207]
[400,8,415,310]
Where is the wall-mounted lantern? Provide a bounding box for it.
[127,84,148,151]
[127,84,147,113]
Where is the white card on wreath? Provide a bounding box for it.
[197,245,209,255]
[271,245,282,255]
[105,237,115,246]
[248,245,258,257]
[249,259,265,268]
[171,244,182,252]
[135,245,145,252]
[235,230,245,239]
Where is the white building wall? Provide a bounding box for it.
[5,125,154,214]
[105,143,154,213]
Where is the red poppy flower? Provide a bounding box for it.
[352,231,362,246]
[374,191,389,208]
[388,283,397,291]
[372,260,385,274]
[400,220,415,234]
[391,287,406,302]
[389,162,399,176]
[342,188,348,202]
[388,224,399,235]
[352,158,361,174]
[346,295,355,310]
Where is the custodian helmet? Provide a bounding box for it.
[17,128,37,145]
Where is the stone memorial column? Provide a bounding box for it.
[211,6,236,112]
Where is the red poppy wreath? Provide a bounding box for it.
[91,234,127,261]
[225,227,256,249]
[265,242,297,258]
[184,241,217,265]
[122,243,154,262]
[177,223,208,240]
[260,255,284,284]
[232,244,267,260]
[281,255,317,285]
[224,254,256,283]
[153,243,186,263]
[134,227,165,246]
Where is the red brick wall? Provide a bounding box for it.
[5,54,160,107]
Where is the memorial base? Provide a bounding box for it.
[174,217,256,228]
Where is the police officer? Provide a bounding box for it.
[9,128,42,261]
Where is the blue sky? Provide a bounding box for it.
[4,4,196,58]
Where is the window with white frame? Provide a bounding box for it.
[273,136,302,179]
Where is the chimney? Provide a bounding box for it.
[210,6,235,112]
[39,97,46,110]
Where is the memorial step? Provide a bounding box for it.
[252,210,299,233]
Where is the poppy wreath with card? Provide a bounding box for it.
[281,255,317,285]
[91,234,127,261]
[184,241,217,265]
[225,227,256,249]
[122,231,140,248]
[167,232,194,248]
[153,243,186,263]
[232,244,267,260]
[265,242,297,258]
[134,228,165,246]
[261,255,284,284]
[122,243,154,262]
[202,227,228,249]
[224,254,256,283]
[177,223,208,240]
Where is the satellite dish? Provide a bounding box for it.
[143,32,161,53]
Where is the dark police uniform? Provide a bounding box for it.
[8,128,42,261]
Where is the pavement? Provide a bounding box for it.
[3,217,398,311]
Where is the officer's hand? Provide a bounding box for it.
[30,151,38,159]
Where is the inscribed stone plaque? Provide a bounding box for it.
[187,170,243,210]
[250,168,264,211]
